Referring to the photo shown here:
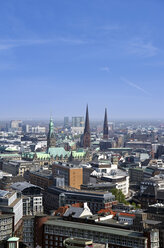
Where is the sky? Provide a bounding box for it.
[0,0,164,120]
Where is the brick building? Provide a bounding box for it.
[52,162,83,190]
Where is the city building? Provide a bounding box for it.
[91,168,129,196]
[44,185,116,214]
[64,117,69,128]
[71,117,84,135]
[72,117,84,127]
[43,217,159,248]
[0,190,23,228]
[2,160,40,177]
[31,126,46,134]
[0,212,14,241]
[52,162,83,189]
[11,182,43,216]
[22,214,49,248]
[29,170,54,189]
[10,120,22,130]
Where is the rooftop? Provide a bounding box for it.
[45,218,146,239]
[11,181,41,191]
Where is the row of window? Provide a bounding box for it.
[44,226,146,246]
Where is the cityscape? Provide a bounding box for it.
[0,1,164,248]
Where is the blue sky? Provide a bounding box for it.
[0,0,164,120]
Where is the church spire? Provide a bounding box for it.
[103,108,109,140]
[83,105,90,148]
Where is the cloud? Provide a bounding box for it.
[128,38,158,57]
[121,77,151,96]
[0,37,88,51]
[100,66,110,72]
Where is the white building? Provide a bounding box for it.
[91,168,129,196]
[0,190,23,227]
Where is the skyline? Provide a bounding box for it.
[0,0,164,119]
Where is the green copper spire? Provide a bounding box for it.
[49,117,54,135]
[47,116,56,149]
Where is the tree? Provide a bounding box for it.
[110,188,127,204]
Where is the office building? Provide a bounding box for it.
[0,190,23,227]
[64,117,69,128]
[11,182,43,216]
[72,117,84,127]
[43,218,159,248]
[52,162,83,189]
[0,213,14,241]
[44,186,116,214]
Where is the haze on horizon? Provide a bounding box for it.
[0,0,164,120]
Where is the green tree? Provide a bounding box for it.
[110,188,127,204]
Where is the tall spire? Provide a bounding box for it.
[47,117,56,150]
[83,105,90,148]
[103,108,109,140]
[84,104,90,134]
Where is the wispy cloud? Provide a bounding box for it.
[121,77,151,96]
[0,37,88,51]
[128,38,158,58]
[100,66,110,72]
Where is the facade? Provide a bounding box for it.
[64,117,69,128]
[91,169,129,196]
[71,116,84,135]
[0,190,23,227]
[11,182,43,215]
[52,162,83,189]
[2,159,40,177]
[83,105,91,148]
[147,204,164,248]
[44,186,116,214]
[10,120,22,130]
[0,213,14,241]
[29,170,54,189]
[72,117,84,127]
[43,218,159,248]
[31,126,46,133]
[129,167,144,184]
[0,154,21,170]
[22,215,49,248]
[125,141,152,151]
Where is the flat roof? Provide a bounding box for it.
[45,219,146,239]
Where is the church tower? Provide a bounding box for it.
[83,105,91,148]
[47,117,56,150]
[103,108,109,140]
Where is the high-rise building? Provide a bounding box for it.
[64,117,69,127]
[83,105,90,148]
[71,117,84,135]
[103,108,108,140]
[10,120,22,130]
[72,117,84,127]
[47,117,56,150]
